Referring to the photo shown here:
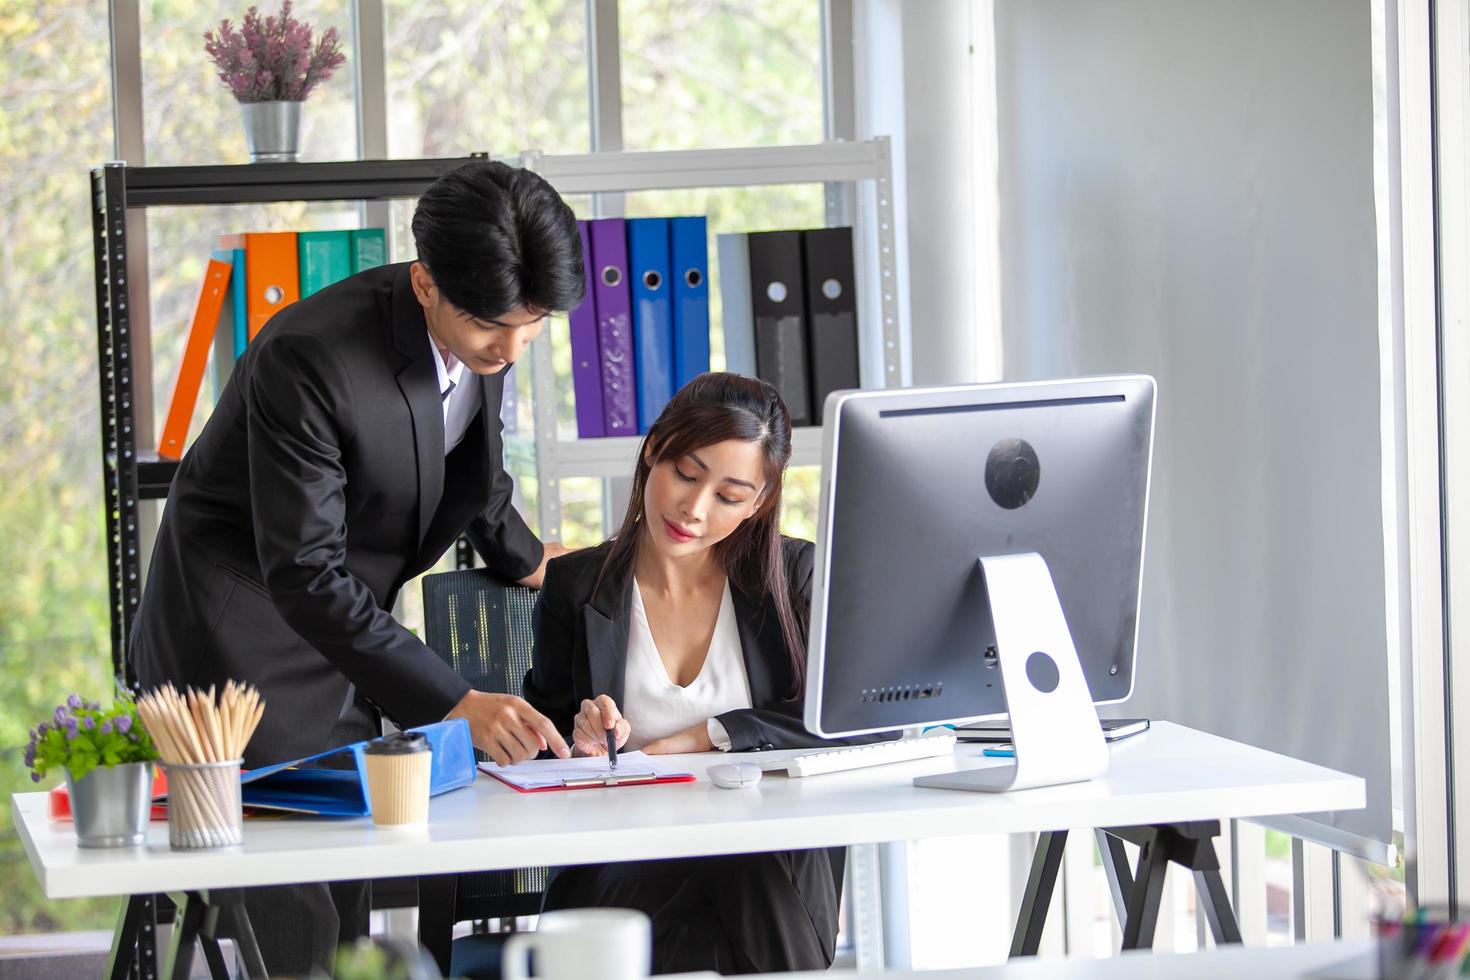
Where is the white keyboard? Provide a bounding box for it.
[759,732,958,777]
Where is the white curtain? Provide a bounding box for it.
[994,0,1394,856]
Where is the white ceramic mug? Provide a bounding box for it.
[502,907,652,980]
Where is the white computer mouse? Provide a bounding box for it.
[707,762,762,789]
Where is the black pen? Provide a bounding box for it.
[606,728,618,770]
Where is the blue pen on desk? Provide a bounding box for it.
[606,728,618,770]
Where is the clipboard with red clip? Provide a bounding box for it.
[477,750,697,793]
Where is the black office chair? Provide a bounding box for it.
[419,567,549,979]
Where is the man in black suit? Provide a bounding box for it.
[130,160,577,974]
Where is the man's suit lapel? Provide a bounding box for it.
[582,558,633,707]
[390,267,444,548]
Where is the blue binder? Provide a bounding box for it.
[232,718,477,817]
[627,217,674,432]
[670,217,710,389]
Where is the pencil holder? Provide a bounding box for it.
[164,759,243,849]
[1375,905,1469,979]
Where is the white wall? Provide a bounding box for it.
[993,0,1393,853]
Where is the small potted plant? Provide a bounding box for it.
[25,695,159,848]
[203,0,347,163]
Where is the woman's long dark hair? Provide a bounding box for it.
[593,372,806,695]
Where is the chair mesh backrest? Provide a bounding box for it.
[423,569,537,719]
[422,568,549,915]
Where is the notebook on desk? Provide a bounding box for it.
[954,718,1150,744]
[479,751,696,793]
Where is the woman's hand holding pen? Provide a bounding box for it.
[572,694,631,757]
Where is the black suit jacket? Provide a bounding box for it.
[527,537,892,966]
[130,263,543,767]
[524,536,885,751]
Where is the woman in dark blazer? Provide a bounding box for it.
[524,373,884,974]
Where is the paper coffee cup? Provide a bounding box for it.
[363,732,431,826]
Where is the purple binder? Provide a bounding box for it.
[589,218,637,436]
[569,221,605,437]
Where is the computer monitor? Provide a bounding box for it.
[803,376,1156,791]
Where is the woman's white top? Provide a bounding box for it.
[621,578,751,752]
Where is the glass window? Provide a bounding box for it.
[0,2,123,934]
[141,0,358,166]
[383,0,590,158]
[619,0,823,151]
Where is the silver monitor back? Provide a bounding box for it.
[804,376,1156,738]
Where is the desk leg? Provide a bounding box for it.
[1104,822,1243,952]
[163,890,253,980]
[108,894,163,980]
[418,874,457,978]
[1096,829,1133,929]
[1120,834,1169,950]
[165,892,208,980]
[107,895,145,980]
[218,898,270,978]
[1009,830,1068,957]
[1194,866,1244,944]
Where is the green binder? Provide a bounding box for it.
[297,231,352,296]
[351,228,387,273]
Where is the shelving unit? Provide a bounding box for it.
[521,137,901,537]
[90,155,488,682]
[91,138,904,678]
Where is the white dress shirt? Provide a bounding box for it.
[426,329,477,455]
[621,578,749,752]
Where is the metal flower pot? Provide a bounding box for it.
[239,100,303,163]
[65,761,153,848]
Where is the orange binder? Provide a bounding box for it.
[157,257,232,460]
[243,231,300,340]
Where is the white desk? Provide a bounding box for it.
[12,722,1365,978]
[783,939,1378,979]
[14,722,1362,898]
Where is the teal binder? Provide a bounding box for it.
[232,718,476,816]
[229,247,247,355]
[298,231,353,296]
[350,228,387,273]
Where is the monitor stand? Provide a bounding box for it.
[914,552,1109,793]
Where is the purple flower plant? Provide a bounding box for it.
[203,1,347,104]
[23,694,157,785]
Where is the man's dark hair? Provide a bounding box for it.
[411,160,584,321]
